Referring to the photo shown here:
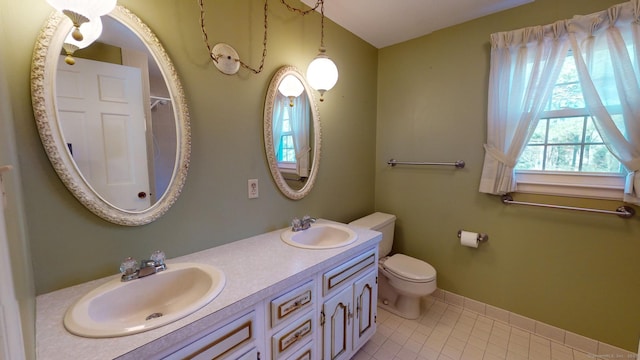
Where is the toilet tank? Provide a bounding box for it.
[349,212,396,257]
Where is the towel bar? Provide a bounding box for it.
[387,159,465,168]
[501,195,635,219]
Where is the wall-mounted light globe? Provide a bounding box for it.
[62,17,102,65]
[64,17,102,49]
[46,0,116,40]
[278,74,305,106]
[306,50,338,102]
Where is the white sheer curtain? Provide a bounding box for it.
[272,93,287,161]
[479,22,569,194]
[479,0,640,204]
[568,2,640,204]
[290,94,311,177]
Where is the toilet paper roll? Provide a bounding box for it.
[460,230,479,248]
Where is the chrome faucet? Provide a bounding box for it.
[119,250,167,282]
[291,215,316,232]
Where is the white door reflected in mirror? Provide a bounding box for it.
[31,6,190,226]
[56,57,151,210]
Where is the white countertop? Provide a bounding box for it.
[35,219,381,360]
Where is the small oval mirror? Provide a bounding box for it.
[31,6,190,225]
[264,66,321,200]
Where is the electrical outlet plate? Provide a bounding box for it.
[248,179,259,199]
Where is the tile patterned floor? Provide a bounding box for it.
[351,297,627,360]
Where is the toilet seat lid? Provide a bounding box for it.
[383,254,436,282]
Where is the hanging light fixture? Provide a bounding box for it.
[61,17,103,65]
[278,74,305,107]
[305,0,338,102]
[46,0,116,41]
[199,0,338,101]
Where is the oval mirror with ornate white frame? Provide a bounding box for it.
[31,6,190,226]
[264,66,321,200]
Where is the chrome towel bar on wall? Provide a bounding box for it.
[387,159,466,169]
[501,195,636,219]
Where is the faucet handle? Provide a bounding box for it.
[119,257,138,275]
[150,250,165,265]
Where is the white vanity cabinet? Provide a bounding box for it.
[35,221,383,360]
[265,247,378,360]
[320,248,378,360]
[153,249,378,360]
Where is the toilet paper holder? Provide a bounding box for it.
[457,230,489,242]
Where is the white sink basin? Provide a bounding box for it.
[281,223,358,249]
[64,262,225,338]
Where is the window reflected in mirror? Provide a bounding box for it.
[264,66,320,200]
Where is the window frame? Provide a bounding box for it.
[275,104,297,172]
[513,55,626,200]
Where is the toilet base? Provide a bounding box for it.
[377,273,423,319]
[378,296,421,320]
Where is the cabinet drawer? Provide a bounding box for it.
[271,311,314,360]
[285,340,313,360]
[165,311,256,360]
[270,281,314,328]
[235,347,259,360]
[323,248,376,296]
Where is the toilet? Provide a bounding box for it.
[350,212,437,319]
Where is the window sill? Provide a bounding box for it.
[514,171,625,200]
[277,163,296,173]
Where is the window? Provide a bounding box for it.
[514,54,626,199]
[277,107,296,167]
[480,3,640,204]
[274,95,312,177]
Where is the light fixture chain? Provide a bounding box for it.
[238,0,269,74]
[280,0,326,49]
[199,0,325,75]
[199,0,269,74]
[319,0,325,49]
[198,0,219,65]
[279,0,321,15]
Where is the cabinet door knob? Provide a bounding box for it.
[138,191,147,199]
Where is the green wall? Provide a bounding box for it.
[1,0,377,294]
[376,0,640,351]
[3,0,640,356]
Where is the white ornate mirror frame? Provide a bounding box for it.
[264,66,321,200]
[31,6,191,226]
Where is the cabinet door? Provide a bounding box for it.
[352,270,377,351]
[321,286,353,360]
